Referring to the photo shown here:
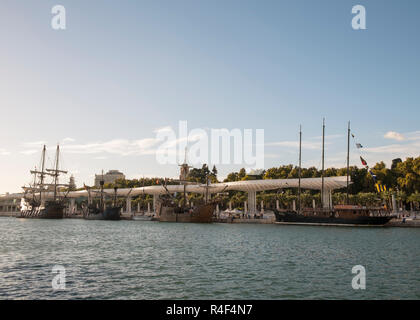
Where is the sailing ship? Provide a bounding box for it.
[155,153,217,223]
[155,197,216,223]
[82,172,122,220]
[19,145,68,219]
[273,120,394,226]
[274,205,393,226]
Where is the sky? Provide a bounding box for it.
[0,0,419,193]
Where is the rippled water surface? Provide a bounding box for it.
[0,217,419,299]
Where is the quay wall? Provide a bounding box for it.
[387,218,420,228]
[0,212,17,217]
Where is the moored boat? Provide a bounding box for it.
[274,120,395,227]
[82,174,122,221]
[20,200,66,219]
[274,205,393,226]
[83,206,121,220]
[155,150,218,223]
[156,198,215,223]
[19,145,68,219]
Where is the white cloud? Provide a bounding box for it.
[364,141,420,155]
[153,126,173,133]
[384,131,405,141]
[365,130,420,156]
[60,138,161,156]
[17,124,208,159]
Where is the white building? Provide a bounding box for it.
[94,170,125,187]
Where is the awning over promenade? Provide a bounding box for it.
[0,176,349,200]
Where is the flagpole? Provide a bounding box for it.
[321,118,325,209]
[346,121,350,205]
[298,125,302,213]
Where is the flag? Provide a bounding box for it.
[369,170,377,182]
[356,143,363,148]
[375,183,385,193]
[360,156,367,166]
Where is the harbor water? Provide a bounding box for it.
[0,217,419,299]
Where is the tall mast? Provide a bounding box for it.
[113,186,118,207]
[32,166,37,202]
[100,170,105,211]
[183,182,187,208]
[184,147,187,207]
[180,147,189,207]
[45,144,68,201]
[346,121,350,205]
[205,176,209,204]
[298,125,302,213]
[321,118,325,209]
[39,145,46,203]
[53,145,60,201]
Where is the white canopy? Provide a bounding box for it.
[1,176,349,200]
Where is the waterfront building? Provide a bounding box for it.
[69,175,76,190]
[94,170,125,187]
[0,193,21,216]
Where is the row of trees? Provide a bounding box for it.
[223,157,420,196]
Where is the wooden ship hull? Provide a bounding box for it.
[83,206,121,221]
[274,206,393,226]
[156,201,216,223]
[19,201,65,219]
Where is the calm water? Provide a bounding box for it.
[0,217,419,299]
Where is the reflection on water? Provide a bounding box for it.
[0,217,419,299]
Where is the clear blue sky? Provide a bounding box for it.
[0,0,419,192]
